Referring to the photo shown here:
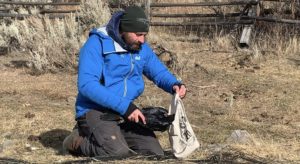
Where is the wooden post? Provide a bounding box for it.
[240,7,256,48]
[144,0,151,20]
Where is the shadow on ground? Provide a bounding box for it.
[60,150,176,164]
[61,149,272,164]
[0,158,28,164]
[201,151,269,164]
[39,129,71,155]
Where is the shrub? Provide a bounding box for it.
[0,0,111,74]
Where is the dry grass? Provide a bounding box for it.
[0,0,110,74]
[0,0,300,163]
[0,69,78,163]
[147,16,300,162]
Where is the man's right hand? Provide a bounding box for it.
[128,109,146,124]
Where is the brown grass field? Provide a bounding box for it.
[0,0,300,163]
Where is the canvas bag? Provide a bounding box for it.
[168,94,200,158]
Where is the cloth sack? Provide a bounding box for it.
[168,94,200,158]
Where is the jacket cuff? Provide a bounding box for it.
[124,103,138,118]
[172,83,185,94]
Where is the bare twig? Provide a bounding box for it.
[188,83,217,89]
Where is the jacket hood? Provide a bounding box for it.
[89,11,129,54]
[106,11,130,50]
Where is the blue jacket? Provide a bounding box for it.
[75,12,180,118]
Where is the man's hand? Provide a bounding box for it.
[128,109,146,124]
[173,84,187,99]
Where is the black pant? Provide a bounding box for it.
[76,109,164,157]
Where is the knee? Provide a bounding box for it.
[80,138,131,157]
[112,146,131,157]
[99,138,131,157]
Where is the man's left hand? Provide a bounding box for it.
[173,84,187,99]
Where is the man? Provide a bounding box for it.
[63,6,186,157]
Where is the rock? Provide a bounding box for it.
[66,96,76,105]
[25,112,35,119]
[22,103,31,107]
[25,143,40,151]
[2,140,14,149]
[206,144,228,153]
[29,146,40,151]
[2,132,12,139]
[226,130,255,145]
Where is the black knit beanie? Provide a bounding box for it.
[120,6,149,32]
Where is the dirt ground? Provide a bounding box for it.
[0,36,300,163]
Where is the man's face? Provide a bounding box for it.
[121,32,147,51]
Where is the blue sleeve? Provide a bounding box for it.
[77,35,130,115]
[142,44,181,94]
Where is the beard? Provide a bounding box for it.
[122,34,142,51]
[128,42,142,51]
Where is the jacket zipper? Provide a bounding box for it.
[123,53,134,97]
